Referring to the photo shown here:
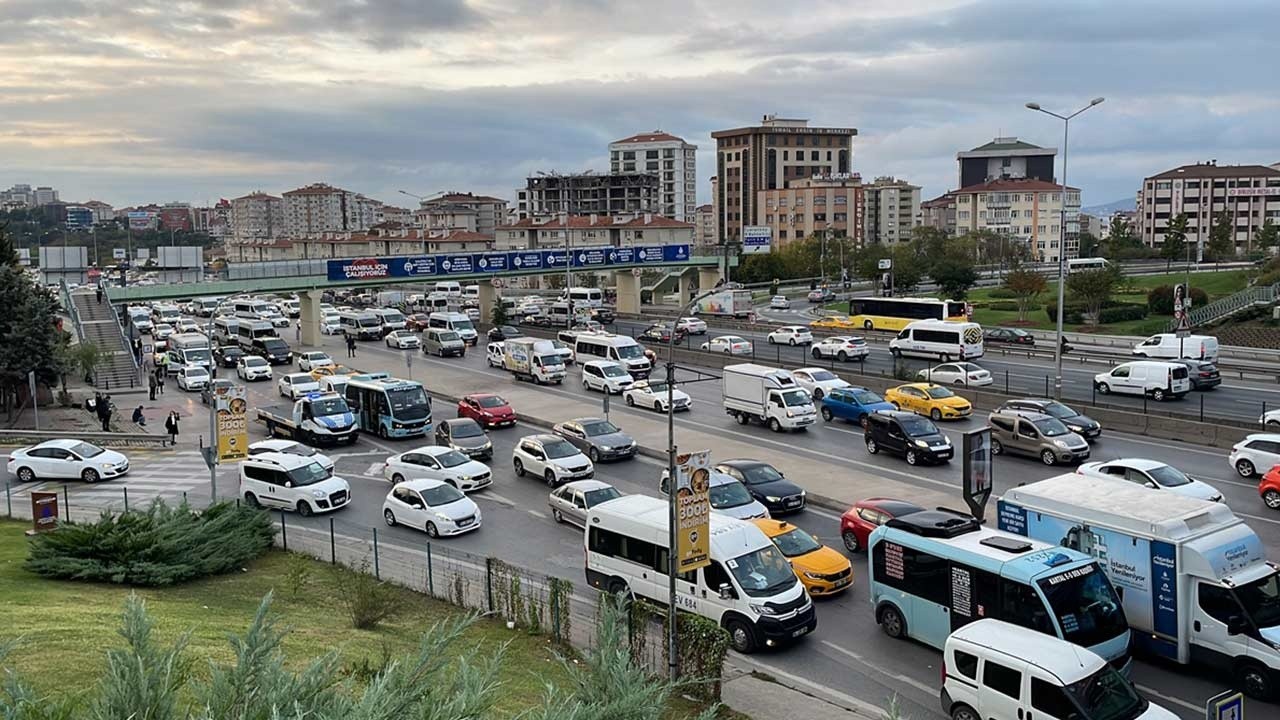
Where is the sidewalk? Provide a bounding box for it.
[722,668,875,720]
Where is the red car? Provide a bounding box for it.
[406,313,431,331]
[457,393,516,429]
[1260,464,1280,510]
[839,497,925,553]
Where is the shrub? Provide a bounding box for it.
[331,558,405,630]
[25,500,273,586]
[1097,304,1148,323]
[987,287,1018,299]
[1044,301,1087,325]
[1146,285,1209,315]
[988,301,1029,312]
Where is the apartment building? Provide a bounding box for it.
[1137,162,1280,258]
[415,192,507,236]
[609,131,697,221]
[1,184,34,207]
[694,204,715,246]
[495,213,694,251]
[756,176,864,247]
[863,176,921,245]
[522,172,658,217]
[230,192,284,244]
[33,186,59,206]
[226,227,495,263]
[950,178,1081,263]
[282,183,379,237]
[82,200,114,224]
[957,136,1057,188]
[712,115,856,244]
[921,194,956,236]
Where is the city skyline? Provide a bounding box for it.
[3,0,1278,208]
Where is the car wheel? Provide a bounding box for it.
[1152,388,1166,402]
[811,347,821,359]
[768,417,782,432]
[625,394,634,406]
[889,401,900,410]
[544,470,557,487]
[244,492,259,508]
[837,351,848,362]
[81,468,100,483]
[1097,382,1110,394]
[16,467,36,483]
[866,438,879,454]
[391,473,406,485]
[789,338,796,346]
[940,354,950,363]
[383,509,396,527]
[588,447,600,463]
[879,604,906,639]
[766,335,775,345]
[606,578,630,596]
[725,618,757,654]
[735,412,749,425]
[991,439,1004,455]
[552,508,564,524]
[1041,449,1058,466]
[951,704,980,720]
[1237,459,1257,478]
[842,531,860,553]
[426,521,439,538]
[821,406,833,421]
[930,408,942,421]
[905,450,919,465]
[513,458,525,477]
[582,379,590,391]
[296,501,313,517]
[1264,489,1280,510]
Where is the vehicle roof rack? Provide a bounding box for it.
[885,508,979,538]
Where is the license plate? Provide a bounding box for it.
[834,576,852,587]
[458,518,472,527]
[939,451,953,459]
[787,499,801,507]
[791,627,808,638]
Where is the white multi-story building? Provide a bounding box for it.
[414,193,507,236]
[1137,162,1280,258]
[230,192,284,244]
[862,176,921,245]
[33,186,59,206]
[281,183,379,237]
[951,178,1081,263]
[1,184,34,207]
[609,131,697,222]
[694,204,715,246]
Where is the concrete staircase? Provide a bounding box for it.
[70,291,140,391]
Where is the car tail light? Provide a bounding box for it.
[1200,372,1211,378]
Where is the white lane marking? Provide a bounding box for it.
[1135,685,1203,714]
[730,657,887,718]
[364,463,384,477]
[806,507,843,522]
[1236,510,1280,527]
[527,509,548,519]
[477,491,517,507]
[819,640,936,695]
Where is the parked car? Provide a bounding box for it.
[701,335,753,355]
[1077,458,1223,501]
[487,325,523,342]
[552,417,636,463]
[766,325,813,345]
[995,398,1101,441]
[247,439,335,474]
[810,336,869,362]
[675,317,707,335]
[983,327,1036,346]
[1229,433,1280,478]
[864,411,953,466]
[382,445,492,491]
[214,345,244,368]
[714,459,806,515]
[769,295,789,309]
[884,383,972,421]
[623,379,691,412]
[456,393,516,428]
[839,498,924,553]
[819,386,894,427]
[434,418,493,460]
[987,409,1091,466]
[1171,358,1221,390]
[382,479,481,538]
[548,479,623,527]
[384,330,421,349]
[917,362,992,387]
[512,434,594,486]
[237,355,272,381]
[297,351,335,372]
[752,519,852,596]
[7,439,129,483]
[790,367,851,400]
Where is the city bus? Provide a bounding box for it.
[867,508,1132,674]
[847,297,967,332]
[343,373,432,439]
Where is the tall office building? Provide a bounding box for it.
[609,131,697,221]
[1137,162,1280,258]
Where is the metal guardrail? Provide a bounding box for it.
[1168,282,1280,331]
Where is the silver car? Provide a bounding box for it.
[548,480,623,527]
[551,417,636,462]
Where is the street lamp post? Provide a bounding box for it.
[560,211,572,329]
[1025,96,1105,399]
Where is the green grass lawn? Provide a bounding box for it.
[0,521,733,719]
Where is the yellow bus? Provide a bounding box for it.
[847,297,968,332]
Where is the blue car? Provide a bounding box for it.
[820,386,895,427]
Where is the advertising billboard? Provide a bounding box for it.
[675,449,712,573]
[215,385,249,462]
[742,226,772,255]
[127,211,152,231]
[326,244,692,282]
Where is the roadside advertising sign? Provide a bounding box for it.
[28,491,59,534]
[742,226,772,255]
[962,428,993,522]
[215,384,249,462]
[675,449,712,573]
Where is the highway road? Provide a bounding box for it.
[9,322,1279,719]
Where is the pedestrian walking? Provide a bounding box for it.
[95,287,103,304]
[132,405,146,427]
[164,411,179,446]
[157,371,165,395]
[148,373,157,400]
[346,334,357,358]
[295,321,302,343]
[132,338,143,362]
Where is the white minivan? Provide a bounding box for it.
[889,320,984,361]
[941,619,1177,720]
[1132,333,1219,362]
[428,311,479,345]
[1093,360,1190,401]
[585,494,816,654]
[434,281,462,297]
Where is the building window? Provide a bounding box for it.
[814,196,827,205]
[1037,224,1046,233]
[1024,226,1032,234]
[779,230,788,239]
[835,196,847,205]
[766,214,774,222]
[814,213,827,221]
[834,213,847,221]
[622,151,635,160]
[958,211,970,220]
[810,151,819,161]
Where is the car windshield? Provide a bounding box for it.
[781,389,811,407]
[727,545,799,598]
[387,387,430,421]
[186,368,209,378]
[772,527,823,558]
[67,442,105,459]
[1146,465,1192,487]
[925,386,955,399]
[1036,562,1128,647]
[807,370,837,382]
[601,365,628,378]
[1063,666,1148,720]
[436,450,470,468]
[310,398,347,416]
[422,484,465,507]
[358,316,380,327]
[439,332,460,342]
[709,479,753,508]
[1032,417,1072,438]
[1235,572,1280,628]
[285,462,330,487]
[739,464,784,485]
[263,340,287,352]
[246,358,267,367]
[543,440,580,459]
[476,396,506,408]
[582,421,620,437]
[584,486,622,507]
[899,416,940,437]
[450,422,484,438]
[852,390,884,405]
[1042,402,1078,420]
[616,344,644,360]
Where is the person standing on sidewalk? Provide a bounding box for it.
[95,287,104,304]
[157,369,166,395]
[98,395,113,432]
[148,373,157,401]
[346,334,357,358]
[295,321,302,344]
[164,411,180,446]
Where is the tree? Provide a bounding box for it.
[1103,215,1140,260]
[0,223,18,267]
[1066,268,1118,326]
[1207,210,1236,264]
[490,301,508,328]
[855,245,924,295]
[1005,266,1047,322]
[1077,231,1100,259]
[1256,219,1279,254]
[930,246,979,300]
[1161,213,1188,272]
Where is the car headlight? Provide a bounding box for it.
[914,440,930,448]
[433,512,452,522]
[765,495,782,503]
[1053,440,1070,448]
[749,603,778,616]
[1067,424,1084,432]
[802,572,825,581]
[786,410,795,417]
[101,462,114,469]
[311,489,326,499]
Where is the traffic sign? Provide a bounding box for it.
[1205,690,1243,720]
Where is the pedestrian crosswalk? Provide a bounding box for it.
[2,450,223,510]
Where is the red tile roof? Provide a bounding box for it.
[612,130,686,145]
[953,178,1078,194]
[498,214,693,231]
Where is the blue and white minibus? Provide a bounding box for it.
[343,373,432,439]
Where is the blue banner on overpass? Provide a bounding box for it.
[326,244,691,283]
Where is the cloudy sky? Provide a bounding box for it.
[3,0,1278,210]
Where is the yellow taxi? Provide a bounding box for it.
[751,519,853,597]
[884,382,972,421]
[809,314,855,331]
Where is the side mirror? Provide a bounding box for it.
[1145,481,1157,489]
[1228,616,1248,635]
[718,583,736,601]
[284,482,293,489]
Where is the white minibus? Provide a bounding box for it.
[889,320,984,361]
[573,332,651,378]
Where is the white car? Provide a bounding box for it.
[153,323,175,340]
[1076,459,1223,502]
[701,335,753,355]
[766,325,813,346]
[486,341,505,368]
[239,452,350,516]
[237,355,272,381]
[1261,409,1280,428]
[7,439,129,483]
[297,351,334,373]
[918,362,993,387]
[810,336,869,362]
[624,379,692,412]
[676,317,708,335]
[512,434,594,486]
[382,478,481,538]
[321,316,342,335]
[278,372,321,399]
[175,364,210,392]
[769,295,789,309]
[385,330,420,349]
[176,320,201,334]
[580,360,633,394]
[247,439,335,474]
[660,469,769,520]
[1228,434,1280,478]
[791,367,852,400]
[382,445,492,492]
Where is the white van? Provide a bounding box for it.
[232,298,277,319]
[573,332,651,378]
[1093,360,1190,401]
[1132,333,1219,362]
[463,285,480,300]
[235,320,277,349]
[370,307,407,333]
[212,316,239,345]
[339,311,383,340]
[562,286,604,308]
[942,619,1177,720]
[434,281,462,297]
[889,320,984,361]
[585,494,816,653]
[427,311,478,345]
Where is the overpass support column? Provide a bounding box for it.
[299,289,322,348]
[478,279,498,326]
[615,270,641,316]
[698,266,723,291]
[677,271,694,304]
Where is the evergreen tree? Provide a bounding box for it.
[0,223,19,267]
[1207,210,1236,264]
[1161,213,1188,272]
[1103,216,1139,259]
[1255,219,1278,254]
[1076,231,1100,259]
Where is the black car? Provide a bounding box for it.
[864,411,953,465]
[253,337,293,365]
[640,322,686,344]
[1172,358,1221,390]
[995,398,1101,440]
[713,459,806,514]
[488,325,523,342]
[435,418,493,460]
[984,327,1036,346]
[213,345,244,368]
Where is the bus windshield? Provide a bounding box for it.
[1036,563,1128,647]
[728,545,798,598]
[387,386,430,421]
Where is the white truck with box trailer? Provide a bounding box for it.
[255,392,359,446]
[998,474,1280,699]
[721,363,816,432]
[502,338,566,385]
[694,289,753,318]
